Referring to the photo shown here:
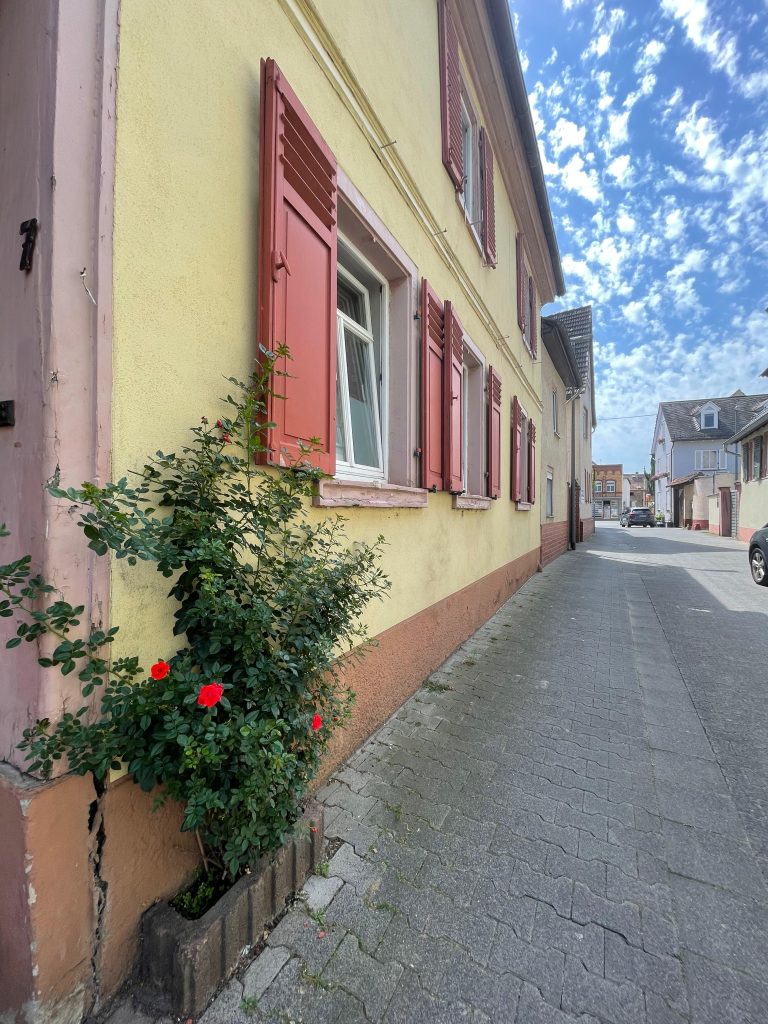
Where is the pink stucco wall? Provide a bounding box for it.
[0,0,58,765]
[0,0,115,768]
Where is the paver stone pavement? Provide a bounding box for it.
[110,523,768,1023]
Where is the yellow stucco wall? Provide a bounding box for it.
[540,348,570,524]
[739,465,768,534]
[111,0,545,662]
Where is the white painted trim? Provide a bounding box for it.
[314,479,428,508]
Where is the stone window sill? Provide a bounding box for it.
[452,493,492,510]
[313,479,428,508]
[516,501,532,511]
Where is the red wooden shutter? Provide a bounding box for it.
[438,0,463,190]
[422,279,445,491]
[511,395,522,501]
[487,366,502,499]
[528,275,537,357]
[443,302,464,493]
[480,127,497,267]
[516,234,526,331]
[257,58,337,474]
[527,421,536,504]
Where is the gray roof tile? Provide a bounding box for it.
[659,394,768,442]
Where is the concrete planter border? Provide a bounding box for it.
[135,803,324,1019]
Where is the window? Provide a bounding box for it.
[460,95,478,231]
[546,471,554,518]
[695,450,719,470]
[460,340,486,496]
[438,1,496,265]
[595,481,603,493]
[754,437,763,481]
[606,481,615,493]
[510,396,534,504]
[552,390,559,434]
[335,243,386,479]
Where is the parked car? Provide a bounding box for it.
[749,526,768,586]
[620,507,654,527]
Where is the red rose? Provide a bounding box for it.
[311,714,323,731]
[197,682,224,708]
[150,660,170,680]
[215,420,223,428]
[222,433,231,444]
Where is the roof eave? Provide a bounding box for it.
[485,0,565,296]
[728,410,768,445]
[542,317,582,390]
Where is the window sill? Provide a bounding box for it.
[314,479,428,508]
[516,501,532,511]
[452,493,492,511]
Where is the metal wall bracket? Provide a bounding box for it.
[19,219,38,272]
[0,401,15,427]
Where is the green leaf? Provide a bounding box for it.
[6,636,22,649]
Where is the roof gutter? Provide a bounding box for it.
[485,0,565,297]
[542,317,581,391]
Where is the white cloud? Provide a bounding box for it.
[583,5,627,59]
[663,207,685,240]
[622,300,645,324]
[666,248,706,308]
[551,118,587,156]
[606,153,632,185]
[560,153,603,204]
[675,104,768,211]
[616,208,636,234]
[605,109,630,152]
[660,0,767,96]
[635,39,666,76]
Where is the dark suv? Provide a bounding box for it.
[620,507,654,527]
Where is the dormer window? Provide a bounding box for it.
[699,403,719,430]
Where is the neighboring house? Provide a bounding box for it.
[0,1,566,1017]
[623,472,651,510]
[540,317,582,565]
[548,305,596,540]
[593,463,623,519]
[727,395,768,541]
[651,392,768,529]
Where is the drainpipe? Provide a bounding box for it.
[567,386,584,549]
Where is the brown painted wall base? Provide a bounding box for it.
[691,519,708,531]
[0,547,539,1019]
[540,520,569,567]
[739,526,754,543]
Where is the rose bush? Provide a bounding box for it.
[0,351,389,880]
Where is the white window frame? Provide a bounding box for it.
[595,481,603,493]
[546,470,554,518]
[459,87,483,251]
[552,390,559,435]
[606,480,615,493]
[695,449,719,471]
[335,240,389,483]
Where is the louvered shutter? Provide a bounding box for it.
[744,443,751,481]
[422,279,445,491]
[511,395,522,501]
[521,271,530,349]
[444,302,464,493]
[438,0,463,190]
[763,434,767,477]
[257,58,337,474]
[528,275,538,357]
[527,421,536,504]
[480,127,497,267]
[487,366,502,499]
[516,234,526,332]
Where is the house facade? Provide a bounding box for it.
[548,306,595,540]
[728,403,768,541]
[0,1,565,1018]
[539,317,582,565]
[651,392,768,530]
[622,472,651,510]
[593,463,623,519]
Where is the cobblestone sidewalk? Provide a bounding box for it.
[151,527,768,1023]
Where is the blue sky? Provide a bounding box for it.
[514,0,768,472]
